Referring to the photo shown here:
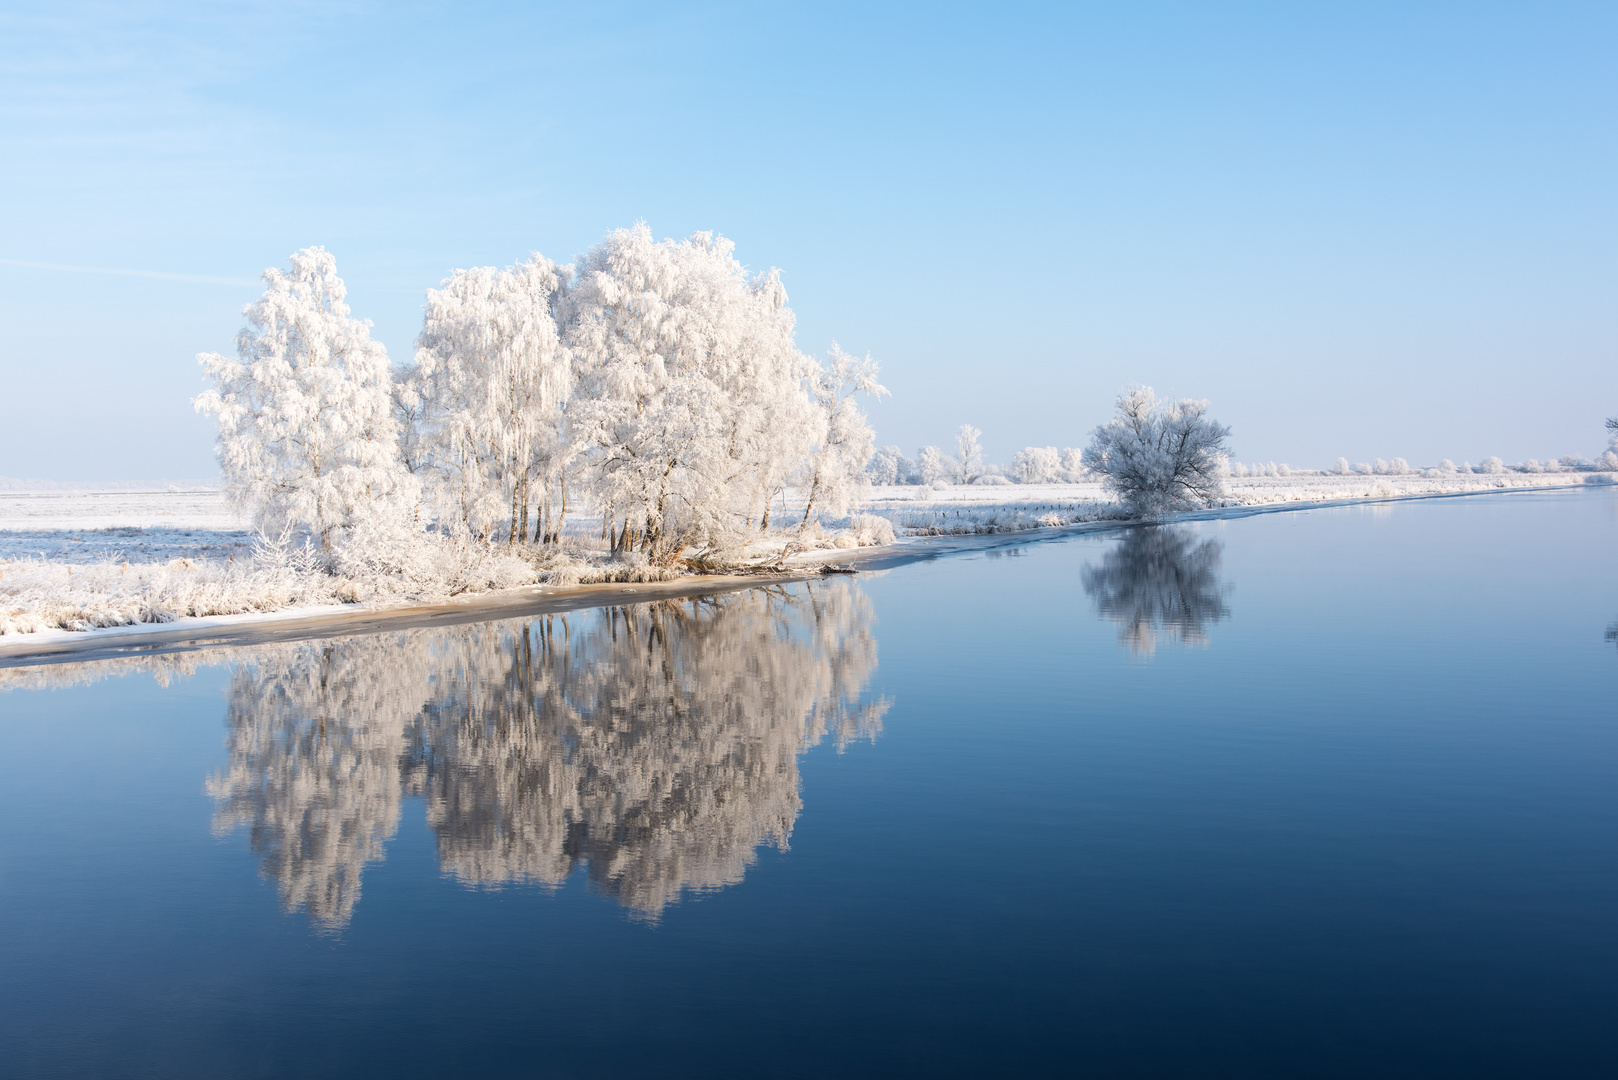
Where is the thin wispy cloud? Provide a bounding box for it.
[0,258,255,287]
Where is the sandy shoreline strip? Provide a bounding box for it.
[0,482,1594,668]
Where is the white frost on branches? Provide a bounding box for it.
[402,256,571,544]
[799,344,888,524]
[1082,385,1231,517]
[193,247,416,553]
[187,227,890,595]
[563,225,823,563]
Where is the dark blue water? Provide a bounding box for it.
[3,488,1616,1078]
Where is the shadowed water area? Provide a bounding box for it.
[2,488,1616,1077]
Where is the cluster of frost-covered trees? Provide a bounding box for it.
[869,428,1089,487]
[196,227,886,574]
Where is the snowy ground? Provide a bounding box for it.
[0,489,249,564]
[2,471,1608,641]
[851,470,1605,535]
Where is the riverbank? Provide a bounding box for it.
[2,479,1604,665]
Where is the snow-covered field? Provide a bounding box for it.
[2,471,1608,641]
[0,489,248,564]
[854,470,1605,535]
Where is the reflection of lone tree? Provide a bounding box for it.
[1606,620,1618,652]
[1082,526,1230,655]
[199,579,885,929]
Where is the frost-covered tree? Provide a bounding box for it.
[1082,386,1231,517]
[866,445,913,485]
[1011,446,1061,484]
[403,256,571,544]
[194,247,415,552]
[1059,447,1086,480]
[915,445,956,487]
[563,225,818,562]
[954,424,983,484]
[798,344,887,524]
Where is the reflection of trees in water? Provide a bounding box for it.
[207,638,430,930]
[1081,526,1230,655]
[1607,621,1618,652]
[196,579,886,929]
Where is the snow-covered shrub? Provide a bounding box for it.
[1480,456,1506,474]
[841,513,897,547]
[1353,462,1373,475]
[1277,463,1291,477]
[1082,386,1231,517]
[1439,459,1458,474]
[1599,451,1618,470]
[1334,457,1351,475]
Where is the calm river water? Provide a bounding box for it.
[2,488,1616,1077]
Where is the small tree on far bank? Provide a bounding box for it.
[799,344,887,525]
[954,424,983,484]
[1082,386,1231,517]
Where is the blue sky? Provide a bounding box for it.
[1,0,1612,480]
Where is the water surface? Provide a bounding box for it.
[2,489,1616,1077]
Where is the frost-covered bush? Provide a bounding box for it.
[1334,457,1351,475]
[841,513,897,547]
[1082,386,1231,517]
[1599,451,1618,470]
[1480,456,1506,475]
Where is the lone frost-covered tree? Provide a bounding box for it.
[954,424,983,484]
[194,247,415,551]
[1082,385,1231,517]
